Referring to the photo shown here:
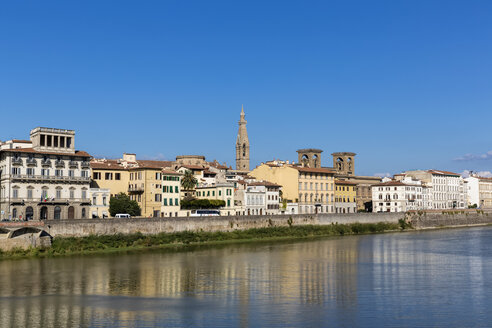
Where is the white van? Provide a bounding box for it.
[115,213,131,219]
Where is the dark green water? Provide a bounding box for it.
[1,227,491,327]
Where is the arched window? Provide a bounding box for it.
[242,144,246,157]
[26,207,34,220]
[12,208,17,218]
[394,194,398,200]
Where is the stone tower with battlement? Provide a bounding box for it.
[297,149,323,168]
[236,105,250,171]
[332,152,356,176]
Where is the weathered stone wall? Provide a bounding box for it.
[2,211,491,239]
[408,211,492,229]
[38,212,404,237]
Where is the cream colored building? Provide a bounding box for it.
[161,170,182,217]
[195,183,235,215]
[0,127,91,221]
[465,175,492,209]
[250,163,335,214]
[89,188,110,218]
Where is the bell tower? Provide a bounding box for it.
[332,152,356,176]
[236,105,250,171]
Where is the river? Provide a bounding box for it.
[0,227,491,327]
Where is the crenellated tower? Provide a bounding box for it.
[236,105,250,171]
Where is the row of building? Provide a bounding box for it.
[1,107,490,220]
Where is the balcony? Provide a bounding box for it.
[81,161,90,169]
[55,160,65,168]
[41,159,52,167]
[37,198,91,205]
[11,174,90,183]
[128,185,145,193]
[12,158,23,165]
[69,161,79,168]
[26,158,37,166]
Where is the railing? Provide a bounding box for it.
[10,174,90,183]
[26,158,37,166]
[55,160,65,168]
[12,158,23,165]
[68,161,78,168]
[128,186,145,192]
[81,161,90,168]
[41,159,52,166]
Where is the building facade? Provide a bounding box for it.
[405,170,466,209]
[334,180,357,214]
[0,127,91,221]
[195,183,235,215]
[89,188,110,218]
[161,170,182,217]
[465,176,492,209]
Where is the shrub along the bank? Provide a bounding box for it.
[0,222,401,260]
[180,199,226,209]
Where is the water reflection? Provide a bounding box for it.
[0,227,491,327]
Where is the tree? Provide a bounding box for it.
[181,199,225,209]
[181,170,197,191]
[109,193,141,217]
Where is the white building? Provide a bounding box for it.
[243,181,281,215]
[89,188,110,218]
[0,127,91,221]
[404,170,466,209]
[465,175,492,209]
[372,177,427,213]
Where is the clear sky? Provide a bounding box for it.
[1,1,491,176]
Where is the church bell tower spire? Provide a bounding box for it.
[236,104,250,171]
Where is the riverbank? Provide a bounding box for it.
[0,221,404,260]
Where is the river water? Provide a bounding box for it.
[1,227,491,327]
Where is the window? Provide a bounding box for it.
[103,197,107,206]
[175,198,179,206]
[105,172,112,180]
[41,169,49,176]
[70,189,75,199]
[169,198,173,206]
[12,188,19,199]
[175,186,178,193]
[27,168,35,176]
[27,189,33,199]
[56,189,62,199]
[82,189,87,199]
[219,190,222,196]
[227,199,231,207]
[93,172,101,179]
[93,196,97,205]
[69,170,74,177]
[55,169,63,177]
[212,191,215,196]
[115,173,121,180]
[11,167,21,175]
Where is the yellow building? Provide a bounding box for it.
[250,164,335,214]
[91,153,174,217]
[334,180,357,214]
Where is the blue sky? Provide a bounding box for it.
[1,1,491,176]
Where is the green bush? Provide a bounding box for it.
[180,199,226,209]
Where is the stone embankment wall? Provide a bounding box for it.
[1,211,491,239]
[41,212,404,237]
[408,210,492,229]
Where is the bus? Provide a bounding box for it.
[190,209,220,217]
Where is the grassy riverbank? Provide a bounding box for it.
[0,221,405,260]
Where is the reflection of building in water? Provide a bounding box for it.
[0,239,362,326]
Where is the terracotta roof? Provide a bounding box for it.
[162,169,182,175]
[335,179,357,185]
[248,181,281,188]
[179,164,206,170]
[427,170,460,177]
[203,170,217,175]
[373,180,415,187]
[478,177,492,182]
[2,148,91,158]
[90,160,128,170]
[208,161,229,169]
[137,160,173,169]
[293,166,336,174]
[11,139,31,144]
